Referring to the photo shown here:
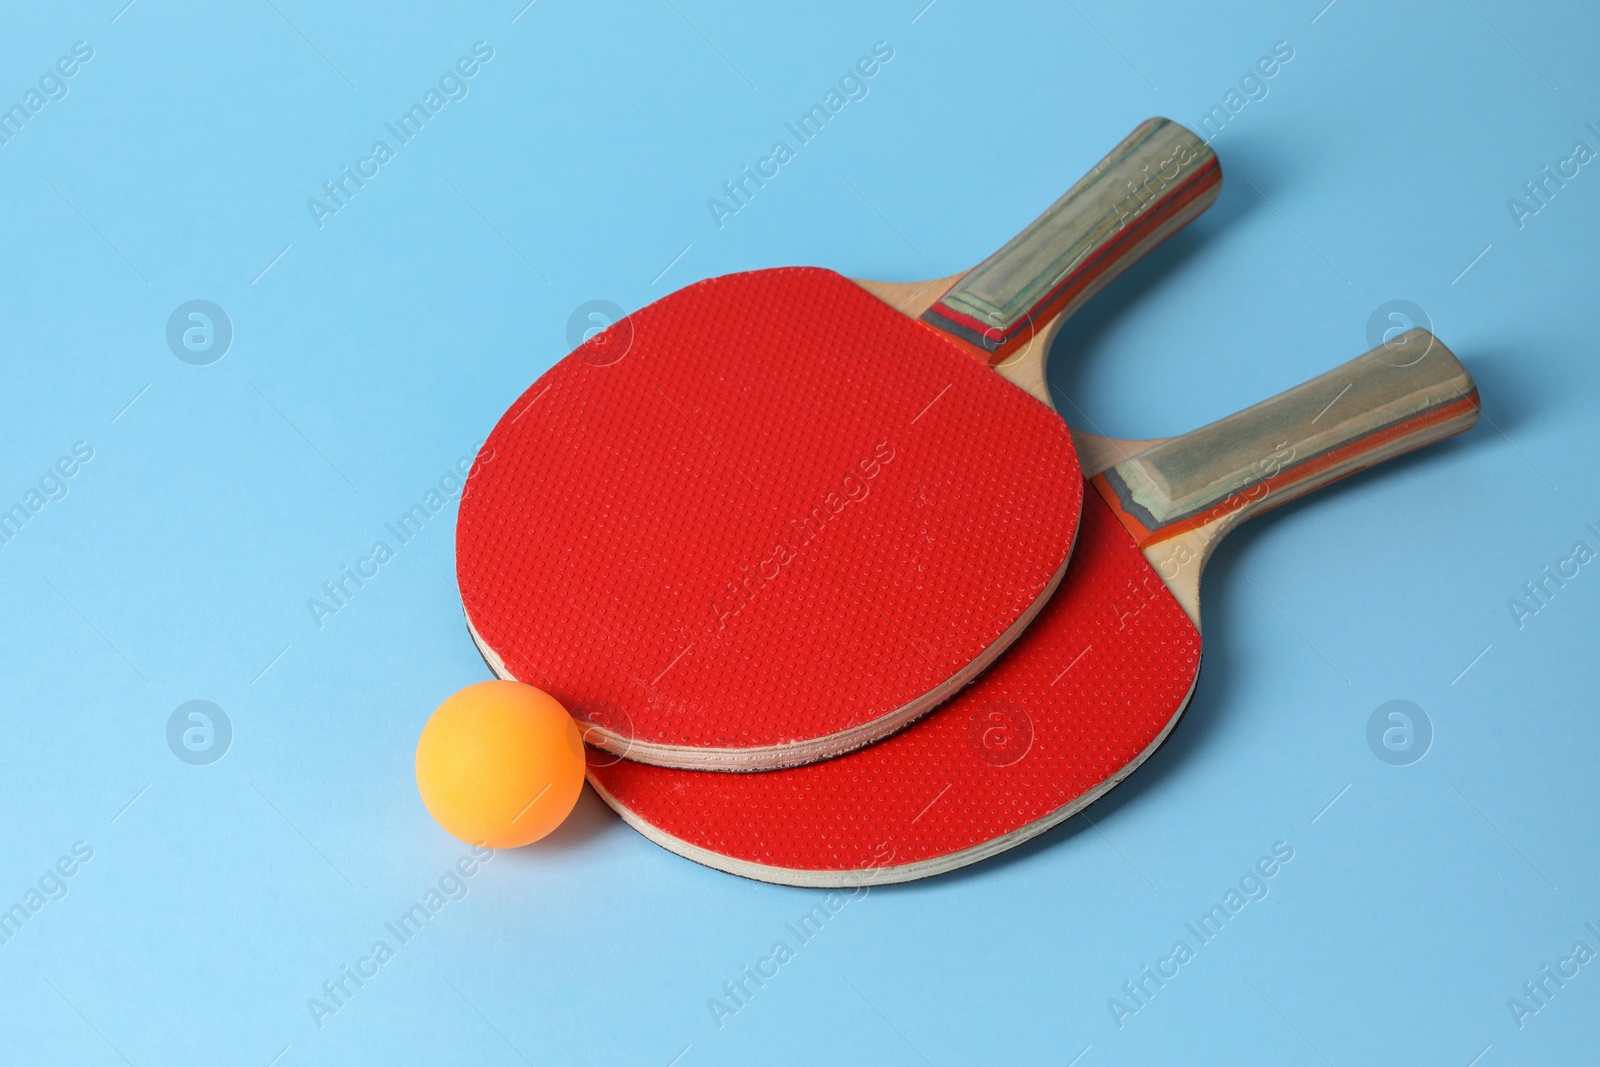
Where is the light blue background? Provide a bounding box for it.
[2,1,1596,1064]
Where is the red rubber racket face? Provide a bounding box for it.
[458,267,1083,771]
[586,490,1201,886]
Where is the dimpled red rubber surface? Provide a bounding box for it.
[457,267,1082,762]
[587,492,1202,878]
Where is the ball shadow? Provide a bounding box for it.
[502,785,620,863]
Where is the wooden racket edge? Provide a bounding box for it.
[463,517,1080,772]
[585,663,1202,887]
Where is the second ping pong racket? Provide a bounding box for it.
[458,118,1220,771]
[587,331,1480,885]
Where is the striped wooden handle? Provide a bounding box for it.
[1091,330,1480,547]
[919,117,1221,365]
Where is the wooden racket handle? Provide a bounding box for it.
[1091,330,1480,547]
[920,117,1221,365]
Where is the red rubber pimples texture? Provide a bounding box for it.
[457,267,1083,765]
[586,492,1202,879]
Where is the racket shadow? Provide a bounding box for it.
[1044,149,1265,418]
[1458,346,1540,437]
[884,415,1487,892]
[872,162,1262,892]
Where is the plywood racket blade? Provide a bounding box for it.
[458,118,1220,771]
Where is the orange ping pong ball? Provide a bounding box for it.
[415,680,586,849]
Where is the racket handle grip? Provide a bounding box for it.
[1091,330,1481,548]
[920,117,1220,365]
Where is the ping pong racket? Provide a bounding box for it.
[457,117,1221,771]
[586,331,1480,884]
